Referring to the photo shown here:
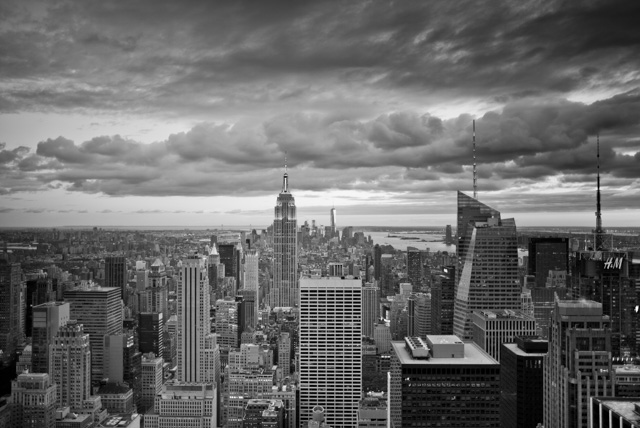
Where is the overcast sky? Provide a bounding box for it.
[1,0,639,228]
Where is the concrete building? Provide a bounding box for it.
[31,301,70,374]
[277,332,291,378]
[501,337,548,428]
[357,394,387,427]
[471,309,537,362]
[10,372,57,428]
[103,332,141,410]
[104,256,127,301]
[406,248,423,289]
[299,276,362,427]
[96,383,134,414]
[390,335,500,427]
[144,381,217,428]
[49,321,91,409]
[64,283,122,384]
[544,300,613,428]
[590,397,640,427]
[243,399,285,428]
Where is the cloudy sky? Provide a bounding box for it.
[1,0,639,228]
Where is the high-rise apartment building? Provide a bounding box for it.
[277,332,291,378]
[104,256,127,300]
[299,277,362,427]
[270,169,298,308]
[9,372,57,428]
[453,192,520,340]
[390,336,500,427]
[0,258,23,364]
[528,237,569,288]
[49,320,91,408]
[31,301,69,374]
[362,283,379,338]
[215,296,240,349]
[471,309,537,362]
[177,253,217,383]
[544,300,613,428]
[64,283,122,384]
[501,337,548,428]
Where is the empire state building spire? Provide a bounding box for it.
[282,152,289,193]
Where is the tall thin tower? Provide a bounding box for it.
[269,159,298,308]
[473,120,477,199]
[594,134,606,251]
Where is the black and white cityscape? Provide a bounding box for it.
[2,1,640,427]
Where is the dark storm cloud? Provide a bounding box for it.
[1,92,637,211]
[2,0,640,115]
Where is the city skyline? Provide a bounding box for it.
[1,1,640,228]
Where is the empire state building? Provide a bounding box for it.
[269,167,298,308]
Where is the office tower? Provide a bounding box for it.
[140,352,163,414]
[501,337,548,428]
[453,192,520,340]
[390,336,500,427]
[431,266,455,335]
[105,256,127,300]
[104,332,142,409]
[244,248,259,292]
[49,321,91,408]
[9,373,56,428]
[544,300,613,428]
[25,276,56,337]
[408,292,431,337]
[138,312,164,357]
[373,245,382,282]
[330,207,337,237]
[270,168,298,308]
[135,261,148,292]
[219,243,242,289]
[164,315,178,366]
[571,249,636,356]
[389,297,408,340]
[243,399,286,428]
[177,253,217,383]
[143,258,168,318]
[215,296,240,349]
[406,248,422,288]
[531,287,568,338]
[0,258,23,364]
[64,283,122,384]
[299,277,362,427]
[144,381,217,428]
[357,394,387,427]
[528,237,569,288]
[471,309,537,362]
[379,254,394,297]
[208,244,221,300]
[31,301,70,374]
[278,332,291,378]
[362,283,379,338]
[445,224,453,245]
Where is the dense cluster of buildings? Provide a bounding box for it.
[1,161,640,428]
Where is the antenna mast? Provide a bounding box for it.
[594,134,605,250]
[473,120,477,199]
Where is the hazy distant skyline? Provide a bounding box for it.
[1,1,639,228]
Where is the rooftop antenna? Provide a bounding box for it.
[473,120,477,199]
[282,151,289,192]
[594,133,605,250]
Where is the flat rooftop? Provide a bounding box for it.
[503,342,548,358]
[391,341,498,366]
[596,398,640,424]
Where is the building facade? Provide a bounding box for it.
[10,373,57,428]
[299,277,362,427]
[49,321,92,408]
[31,301,70,374]
[471,309,537,362]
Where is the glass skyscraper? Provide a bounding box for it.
[453,192,520,340]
